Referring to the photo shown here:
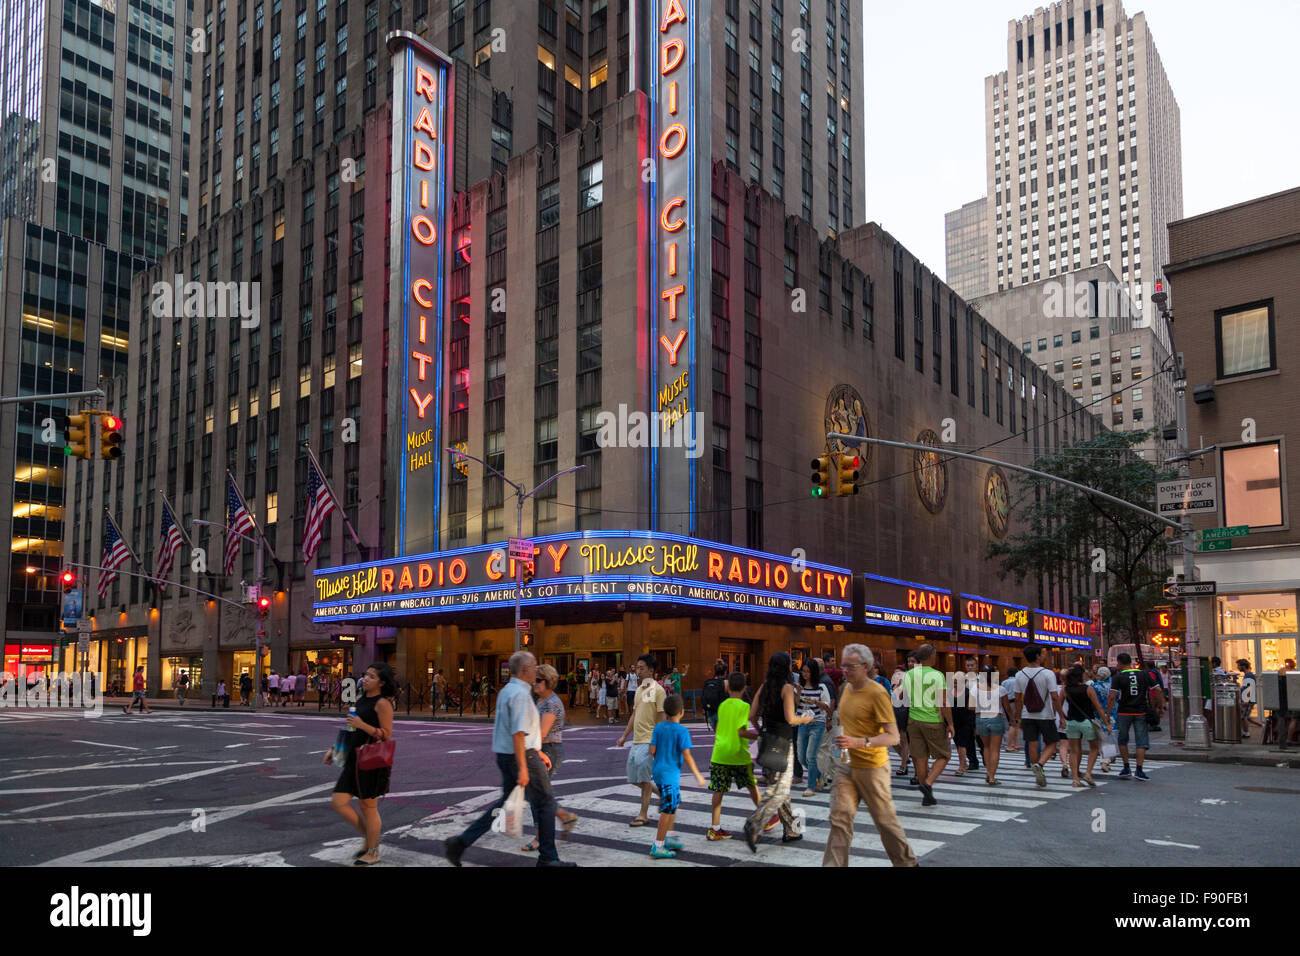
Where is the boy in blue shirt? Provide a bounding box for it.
[649,694,705,859]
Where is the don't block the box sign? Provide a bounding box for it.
[387,31,453,556]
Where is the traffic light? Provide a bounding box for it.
[61,570,76,593]
[521,632,534,648]
[257,594,271,616]
[99,414,123,460]
[836,453,861,496]
[810,455,831,498]
[64,414,92,460]
[520,561,535,585]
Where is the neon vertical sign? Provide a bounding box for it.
[649,0,699,534]
[387,32,452,555]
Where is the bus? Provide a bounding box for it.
[1106,643,1175,670]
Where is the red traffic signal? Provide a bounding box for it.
[61,570,76,592]
[258,595,272,611]
[520,562,536,585]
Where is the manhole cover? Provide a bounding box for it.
[1234,787,1300,795]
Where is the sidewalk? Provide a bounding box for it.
[1138,722,1300,769]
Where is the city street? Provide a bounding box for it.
[2,708,1295,867]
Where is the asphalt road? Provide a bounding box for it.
[2,706,1297,867]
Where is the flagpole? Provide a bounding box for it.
[227,469,277,563]
[303,442,367,560]
[104,509,143,568]
[159,491,194,550]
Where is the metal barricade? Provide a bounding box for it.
[1212,678,1241,744]
[1168,671,1186,740]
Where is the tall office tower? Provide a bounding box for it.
[983,0,1181,339]
[1,0,190,647]
[944,196,990,299]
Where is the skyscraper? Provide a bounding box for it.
[944,195,989,299]
[983,0,1181,335]
[1,0,190,644]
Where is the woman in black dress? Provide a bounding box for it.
[327,663,396,865]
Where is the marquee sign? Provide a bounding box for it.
[958,593,1031,642]
[648,0,704,534]
[863,573,955,635]
[387,32,452,555]
[1032,609,1093,649]
[312,531,852,623]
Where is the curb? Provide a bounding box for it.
[1144,749,1300,769]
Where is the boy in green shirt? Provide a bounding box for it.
[706,672,761,841]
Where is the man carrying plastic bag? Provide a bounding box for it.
[445,651,576,867]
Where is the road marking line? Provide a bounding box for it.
[70,740,140,751]
[1145,838,1200,849]
[12,761,266,816]
[79,852,291,867]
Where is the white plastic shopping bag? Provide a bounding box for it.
[490,785,526,839]
[1101,730,1118,760]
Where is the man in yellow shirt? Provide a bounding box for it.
[823,644,917,867]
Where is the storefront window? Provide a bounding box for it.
[1217,592,1297,674]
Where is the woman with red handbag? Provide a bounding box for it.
[326,662,396,866]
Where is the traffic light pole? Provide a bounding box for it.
[0,389,107,405]
[447,448,584,652]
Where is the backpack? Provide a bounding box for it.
[1021,667,1047,713]
[701,677,726,713]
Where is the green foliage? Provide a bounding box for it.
[987,429,1177,644]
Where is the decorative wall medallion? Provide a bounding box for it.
[479,639,493,651]
[913,429,948,514]
[599,634,615,647]
[824,384,870,469]
[556,635,570,648]
[984,466,1011,538]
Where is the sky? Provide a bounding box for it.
[862,0,1300,281]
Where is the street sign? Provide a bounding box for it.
[1163,581,1217,598]
[515,619,530,631]
[1199,524,1248,541]
[1156,477,1218,516]
[77,618,91,638]
[507,537,534,561]
[1199,538,1232,552]
[77,634,90,655]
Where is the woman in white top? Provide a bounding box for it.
[795,659,832,797]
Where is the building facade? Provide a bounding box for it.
[983,0,1181,337]
[1165,187,1300,677]
[944,195,989,300]
[1,0,190,649]
[971,264,1173,461]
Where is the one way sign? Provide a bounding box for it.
[1163,581,1217,599]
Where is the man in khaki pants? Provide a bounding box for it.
[823,644,917,867]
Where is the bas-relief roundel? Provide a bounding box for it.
[984,465,1011,538]
[913,429,948,514]
[824,385,870,470]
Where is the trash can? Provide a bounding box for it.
[1168,670,1186,741]
[1212,678,1241,744]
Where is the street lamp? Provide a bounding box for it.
[447,448,584,651]
[1150,286,1211,750]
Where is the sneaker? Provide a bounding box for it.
[1134,768,1150,782]
[1118,765,1132,778]
[921,793,938,807]
[444,836,467,868]
[707,828,732,841]
[743,819,759,853]
[1031,763,1047,788]
[917,781,934,802]
[649,844,677,859]
[762,814,780,833]
[664,836,685,850]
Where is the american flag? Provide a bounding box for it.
[301,455,336,563]
[223,476,256,575]
[98,516,131,599]
[155,500,185,589]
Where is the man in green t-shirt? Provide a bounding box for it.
[706,672,761,841]
[900,643,953,807]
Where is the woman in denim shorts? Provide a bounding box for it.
[974,666,1011,786]
[525,664,579,852]
[1063,665,1111,788]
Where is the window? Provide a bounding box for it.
[579,160,603,208]
[1053,359,1064,373]
[1089,324,1099,339]
[1023,341,1032,354]
[1090,352,1100,366]
[1037,338,1047,351]
[1131,366,1142,380]
[1216,300,1275,378]
[1129,345,1142,360]
[1053,334,1063,347]
[1071,329,1081,343]
[1072,356,1082,369]
[1222,440,1284,529]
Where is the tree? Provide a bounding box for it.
[987,429,1176,647]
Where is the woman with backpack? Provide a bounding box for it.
[702,659,728,731]
[327,663,396,866]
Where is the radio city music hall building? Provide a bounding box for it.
[72,4,1108,699]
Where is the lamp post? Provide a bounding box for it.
[447,448,584,651]
[1151,285,1211,750]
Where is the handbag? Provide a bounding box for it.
[756,731,792,773]
[357,731,395,770]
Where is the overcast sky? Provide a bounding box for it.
[862,0,1300,281]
